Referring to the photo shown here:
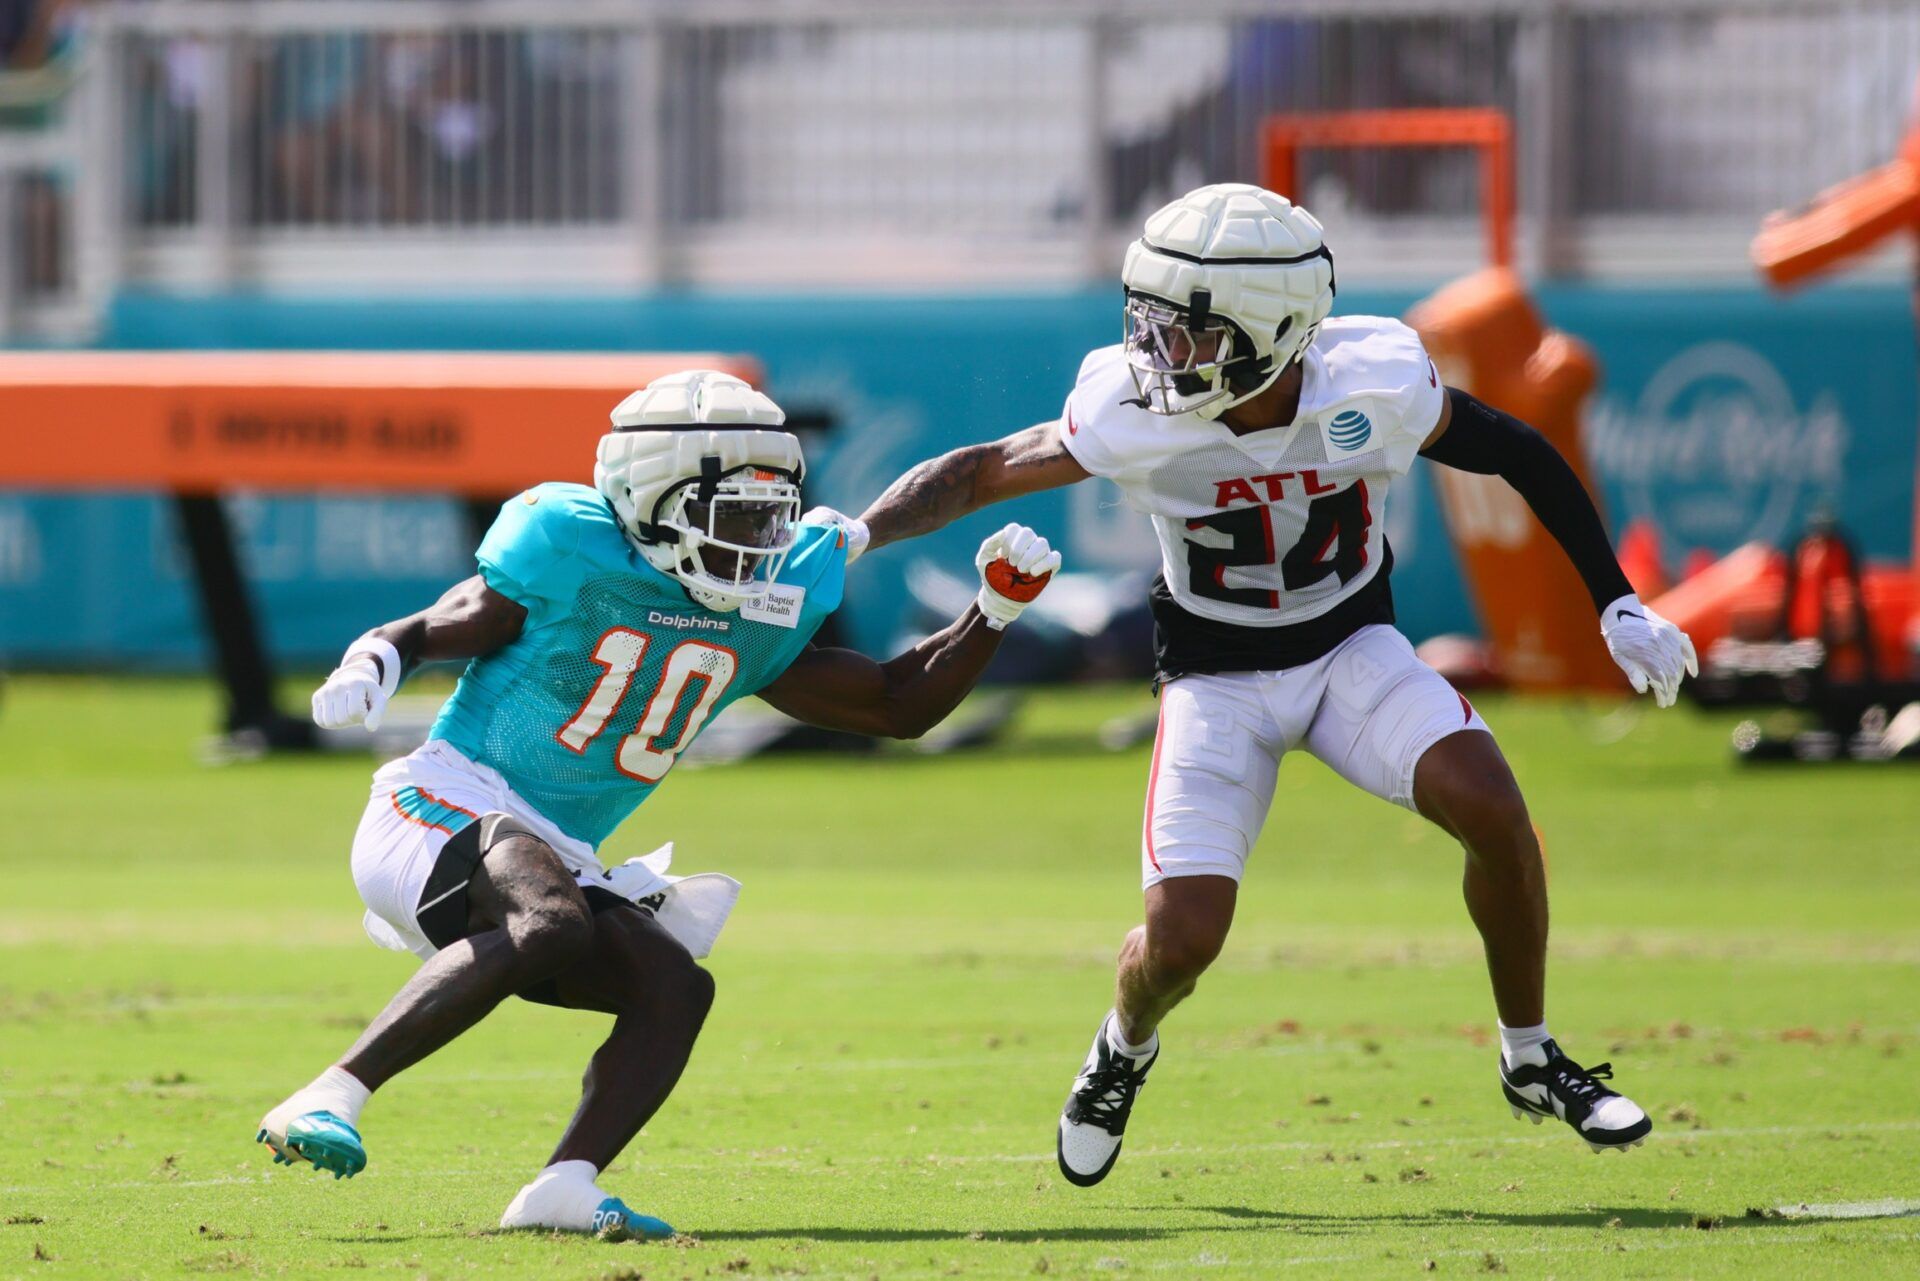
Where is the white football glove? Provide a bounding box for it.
[311,635,403,732]
[973,522,1062,630]
[1600,594,1698,709]
[800,506,872,565]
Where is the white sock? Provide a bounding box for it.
[301,1065,372,1127]
[1499,1021,1552,1068]
[501,1160,606,1231]
[1106,1013,1158,1060]
[537,1159,601,1190]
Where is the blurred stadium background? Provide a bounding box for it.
[1,0,1916,730]
[7,6,1920,1276]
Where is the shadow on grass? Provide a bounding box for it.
[328,1203,1802,1248]
[692,1226,1180,1244]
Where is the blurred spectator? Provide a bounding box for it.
[1102,17,1507,225]
[0,0,76,294]
[1,0,61,72]
[253,32,385,222]
[384,31,510,224]
[129,35,208,225]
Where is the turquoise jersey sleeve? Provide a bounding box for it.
[782,522,848,626]
[476,485,592,631]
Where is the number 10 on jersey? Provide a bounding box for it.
[555,628,739,783]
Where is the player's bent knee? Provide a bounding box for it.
[1138,873,1236,988]
[679,962,717,1022]
[1425,775,1534,866]
[651,943,714,1022]
[1414,733,1526,835]
[597,908,715,1020]
[1143,918,1227,988]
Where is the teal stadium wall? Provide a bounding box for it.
[0,283,1912,668]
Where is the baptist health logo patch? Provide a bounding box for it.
[1327,408,1373,451]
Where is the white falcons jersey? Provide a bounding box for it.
[1057,315,1445,628]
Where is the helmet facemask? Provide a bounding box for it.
[1123,288,1285,418]
[651,464,802,612]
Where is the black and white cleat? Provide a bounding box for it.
[1500,1039,1652,1153]
[1056,1012,1157,1187]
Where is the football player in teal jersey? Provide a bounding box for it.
[258,370,1061,1239]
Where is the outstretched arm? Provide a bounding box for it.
[857,423,1091,553]
[1420,387,1696,704]
[758,524,1061,738]
[759,610,1003,740]
[313,576,527,730]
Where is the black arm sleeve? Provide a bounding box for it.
[1420,387,1631,613]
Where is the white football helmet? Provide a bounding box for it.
[593,369,804,612]
[1120,183,1336,419]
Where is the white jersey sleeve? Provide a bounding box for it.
[1055,344,1153,488]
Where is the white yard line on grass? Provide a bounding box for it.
[1777,1199,1920,1220]
[1249,1227,1920,1274]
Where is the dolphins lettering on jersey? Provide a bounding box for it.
[647,610,731,632]
[1212,470,1339,507]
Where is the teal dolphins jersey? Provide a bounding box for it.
[429,482,847,849]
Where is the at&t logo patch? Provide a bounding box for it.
[1327,409,1372,450]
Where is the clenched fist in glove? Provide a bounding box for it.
[311,635,403,731]
[974,523,1062,630]
[1600,594,1698,709]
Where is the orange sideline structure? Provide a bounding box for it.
[1408,270,1620,692]
[0,350,763,747]
[1743,99,1920,673]
[1648,542,1915,683]
[1262,108,1514,268]
[0,351,761,494]
[1263,109,1618,691]
[1752,159,1920,289]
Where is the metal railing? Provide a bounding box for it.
[4,0,1915,337]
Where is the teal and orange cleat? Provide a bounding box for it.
[500,1170,675,1240]
[256,1110,367,1180]
[589,1198,675,1242]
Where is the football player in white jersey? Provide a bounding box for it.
[809,184,1696,1185]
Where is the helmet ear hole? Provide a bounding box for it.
[1274,316,1293,343]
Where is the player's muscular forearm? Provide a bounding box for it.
[369,576,529,678]
[859,424,1090,551]
[757,607,1003,740]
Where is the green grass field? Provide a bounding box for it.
[3,676,1918,1279]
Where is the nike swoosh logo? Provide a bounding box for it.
[1427,359,1438,388]
[1614,608,1644,622]
[1514,1081,1564,1120]
[1066,408,1080,436]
